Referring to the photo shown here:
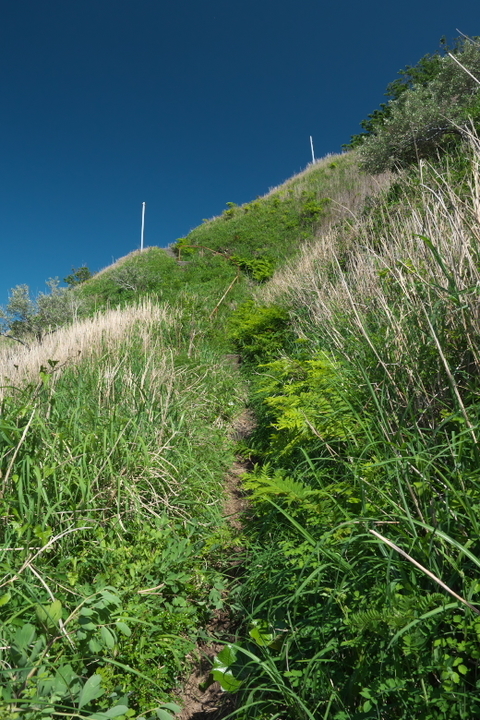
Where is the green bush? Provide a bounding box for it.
[64,266,92,287]
[253,354,364,457]
[228,301,290,362]
[357,38,480,172]
[229,255,275,282]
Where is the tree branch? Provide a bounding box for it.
[0,332,30,350]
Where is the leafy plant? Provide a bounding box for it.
[356,37,480,171]
[229,255,275,282]
[0,279,80,347]
[228,301,290,362]
[64,266,93,288]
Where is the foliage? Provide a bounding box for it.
[64,266,93,287]
[223,132,480,718]
[229,255,275,282]
[75,248,183,309]
[228,301,290,362]
[350,37,480,171]
[254,354,364,456]
[8,84,480,720]
[0,279,80,346]
[0,309,244,717]
[346,46,446,148]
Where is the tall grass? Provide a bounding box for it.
[262,134,480,424]
[0,299,245,718]
[230,137,480,718]
[0,298,176,395]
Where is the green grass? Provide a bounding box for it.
[173,152,379,275]
[4,139,480,720]
[0,304,245,718]
[222,140,480,719]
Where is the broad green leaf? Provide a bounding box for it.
[216,643,238,667]
[15,623,36,650]
[79,615,97,630]
[78,673,104,709]
[160,703,182,713]
[90,705,129,719]
[88,638,103,653]
[54,664,76,693]
[36,599,62,628]
[156,711,175,720]
[212,668,242,692]
[0,592,11,607]
[97,590,121,606]
[100,626,115,648]
[115,621,131,637]
[36,605,49,625]
[212,643,243,691]
[249,620,276,647]
[49,599,62,624]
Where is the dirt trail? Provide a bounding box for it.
[177,408,255,720]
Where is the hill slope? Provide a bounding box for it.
[2,122,480,719]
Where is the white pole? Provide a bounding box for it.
[310,136,315,164]
[140,202,146,251]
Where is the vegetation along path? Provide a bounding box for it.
[2,35,480,719]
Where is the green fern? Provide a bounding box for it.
[243,464,318,504]
[348,593,448,632]
[257,353,366,455]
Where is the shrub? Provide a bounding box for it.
[229,255,275,282]
[357,38,480,172]
[228,301,290,362]
[0,279,80,346]
[64,266,92,287]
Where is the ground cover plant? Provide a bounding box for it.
[220,129,480,718]
[0,300,245,718]
[173,152,390,280]
[4,55,480,718]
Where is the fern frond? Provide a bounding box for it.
[243,466,317,504]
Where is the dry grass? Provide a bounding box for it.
[0,298,176,396]
[265,150,392,207]
[197,151,393,227]
[261,134,480,387]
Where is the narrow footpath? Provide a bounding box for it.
[178,408,255,720]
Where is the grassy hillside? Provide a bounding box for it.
[0,301,246,718]
[224,134,480,719]
[73,153,390,316]
[3,118,480,720]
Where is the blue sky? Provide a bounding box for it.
[0,0,476,302]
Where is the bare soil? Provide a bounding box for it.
[176,408,255,720]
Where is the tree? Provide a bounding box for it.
[344,36,480,172]
[0,279,81,348]
[355,38,480,172]
[63,266,92,288]
[346,52,446,149]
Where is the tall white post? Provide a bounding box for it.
[140,202,146,251]
[310,136,315,164]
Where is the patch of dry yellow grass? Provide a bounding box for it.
[260,133,480,374]
[0,299,175,396]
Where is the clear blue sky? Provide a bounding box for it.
[0,0,476,302]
